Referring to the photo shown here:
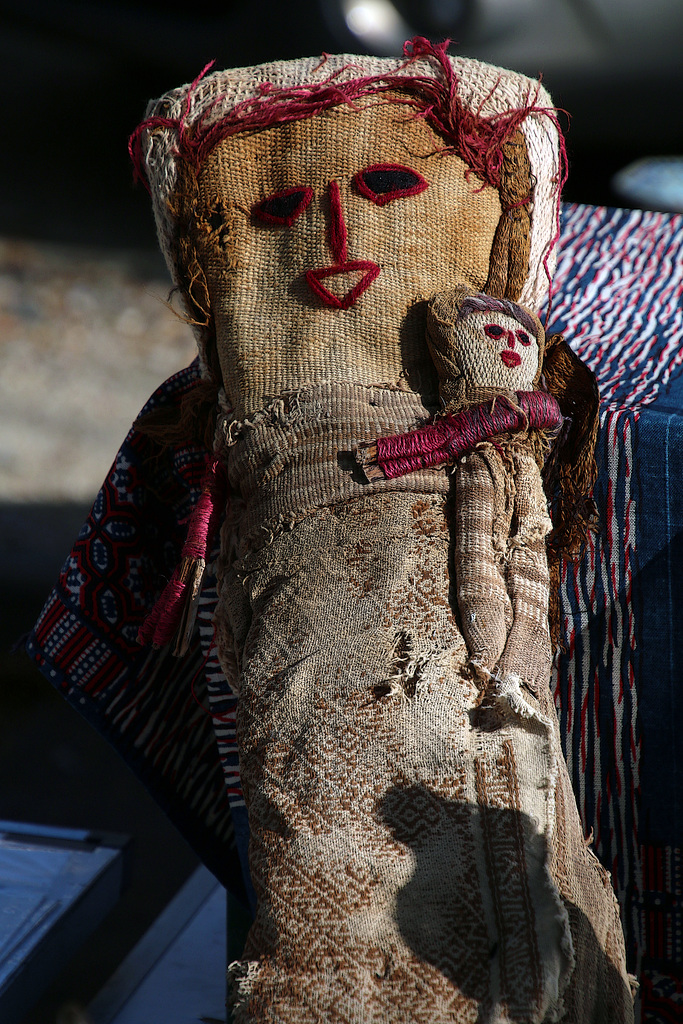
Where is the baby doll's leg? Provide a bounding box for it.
[454,449,512,674]
[495,451,553,694]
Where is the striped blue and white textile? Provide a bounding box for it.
[546,204,683,1023]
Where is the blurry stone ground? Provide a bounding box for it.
[0,236,202,1022]
[0,238,196,502]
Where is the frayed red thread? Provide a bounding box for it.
[505,194,532,211]
[138,455,228,649]
[128,39,567,304]
[128,59,217,192]
[129,37,564,202]
[312,52,331,74]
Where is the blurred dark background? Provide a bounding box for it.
[2,0,683,251]
[1,1,682,1020]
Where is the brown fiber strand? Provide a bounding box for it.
[136,168,221,452]
[541,332,600,648]
[171,162,214,334]
[135,159,223,452]
[134,371,220,452]
[483,130,532,302]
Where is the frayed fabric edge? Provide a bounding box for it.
[473,663,576,1020]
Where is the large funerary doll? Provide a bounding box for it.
[125,37,632,1022]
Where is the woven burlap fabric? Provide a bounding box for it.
[214,481,632,1022]
[425,287,545,413]
[135,46,632,1021]
[219,383,449,556]
[454,443,553,694]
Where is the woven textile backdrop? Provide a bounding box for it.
[546,203,683,1023]
[28,202,683,1022]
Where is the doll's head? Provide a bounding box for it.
[131,40,563,418]
[426,286,545,410]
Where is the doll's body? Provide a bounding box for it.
[125,49,632,1022]
[358,287,559,700]
[427,288,556,700]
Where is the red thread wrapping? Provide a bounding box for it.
[354,163,429,206]
[374,391,561,479]
[137,576,187,649]
[138,455,228,648]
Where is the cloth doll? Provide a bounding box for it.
[114,38,635,1022]
[356,286,564,703]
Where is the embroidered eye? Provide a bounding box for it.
[253,187,313,226]
[516,329,531,346]
[354,164,429,206]
[484,324,505,340]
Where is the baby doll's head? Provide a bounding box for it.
[426,286,545,410]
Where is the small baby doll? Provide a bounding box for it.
[357,286,563,701]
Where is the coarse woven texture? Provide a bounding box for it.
[426,287,544,412]
[454,443,553,693]
[219,383,449,558]
[137,47,559,339]
[545,203,683,1024]
[137,47,616,1013]
[215,490,632,1022]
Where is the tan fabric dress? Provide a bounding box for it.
[213,380,632,1023]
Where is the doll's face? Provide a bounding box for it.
[191,101,502,417]
[427,305,540,398]
[457,310,539,390]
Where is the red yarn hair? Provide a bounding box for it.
[129,37,564,200]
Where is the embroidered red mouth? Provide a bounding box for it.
[500,350,522,368]
[306,260,380,310]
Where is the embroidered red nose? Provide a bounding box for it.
[306,181,381,309]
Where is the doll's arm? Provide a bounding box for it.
[494,454,553,693]
[454,450,512,673]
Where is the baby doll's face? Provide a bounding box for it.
[460,310,539,389]
[428,306,539,397]
[190,101,502,417]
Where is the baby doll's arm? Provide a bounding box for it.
[494,453,553,694]
[454,449,512,673]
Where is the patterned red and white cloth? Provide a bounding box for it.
[28,203,683,1021]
